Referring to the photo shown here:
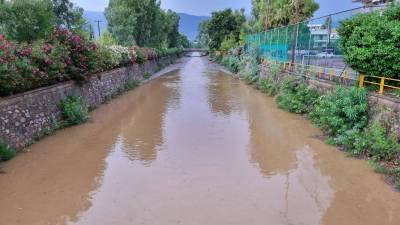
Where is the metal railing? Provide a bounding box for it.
[263,60,400,95]
[248,6,400,96]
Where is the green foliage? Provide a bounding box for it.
[220,36,237,53]
[125,78,139,90]
[0,0,56,42]
[338,5,400,78]
[204,9,246,51]
[356,122,400,160]
[276,77,319,114]
[220,55,240,73]
[239,50,260,84]
[310,86,368,137]
[105,0,186,48]
[143,72,151,79]
[52,0,87,35]
[60,95,88,125]
[0,141,16,161]
[257,77,279,96]
[98,31,117,47]
[251,0,319,31]
[257,61,283,96]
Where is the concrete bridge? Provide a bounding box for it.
[183,48,209,57]
[183,48,208,53]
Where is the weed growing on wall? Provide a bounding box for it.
[60,96,88,125]
[0,141,16,161]
[125,79,139,91]
[143,72,151,79]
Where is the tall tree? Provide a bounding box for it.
[105,0,183,47]
[0,0,56,42]
[52,0,86,31]
[205,9,246,51]
[251,0,319,31]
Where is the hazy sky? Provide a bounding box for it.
[73,0,361,17]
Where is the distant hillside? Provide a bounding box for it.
[84,11,208,41]
[177,13,209,41]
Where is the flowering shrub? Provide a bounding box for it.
[0,30,183,96]
[108,45,131,67]
[48,29,98,82]
[0,35,34,96]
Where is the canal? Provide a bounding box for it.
[0,55,399,225]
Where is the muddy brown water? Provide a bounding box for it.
[0,56,400,225]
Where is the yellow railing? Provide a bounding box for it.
[359,75,400,95]
[263,60,400,95]
[279,61,359,85]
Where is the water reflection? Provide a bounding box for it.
[1,56,400,225]
[120,72,182,165]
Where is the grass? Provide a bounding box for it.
[0,141,16,161]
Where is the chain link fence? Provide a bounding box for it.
[245,7,389,80]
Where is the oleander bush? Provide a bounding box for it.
[0,28,182,97]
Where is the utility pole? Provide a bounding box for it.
[94,20,102,38]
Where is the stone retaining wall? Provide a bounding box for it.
[0,57,177,149]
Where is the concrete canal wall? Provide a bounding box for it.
[0,57,178,149]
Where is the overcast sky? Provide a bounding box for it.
[73,0,361,17]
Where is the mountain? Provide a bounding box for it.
[177,13,210,41]
[83,11,209,41]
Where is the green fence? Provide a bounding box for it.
[245,7,384,70]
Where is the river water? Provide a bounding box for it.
[0,55,399,225]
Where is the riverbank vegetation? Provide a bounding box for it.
[0,141,16,161]
[0,0,188,97]
[0,0,189,159]
[202,1,400,190]
[60,95,89,126]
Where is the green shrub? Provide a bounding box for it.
[257,77,280,96]
[143,72,151,79]
[276,77,320,114]
[357,122,400,160]
[60,96,88,125]
[0,141,16,161]
[338,5,400,78]
[220,55,240,73]
[239,52,260,84]
[310,86,368,137]
[125,79,139,90]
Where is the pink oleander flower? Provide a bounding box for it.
[18,47,32,57]
[44,57,52,65]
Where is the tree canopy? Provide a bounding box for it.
[251,0,319,31]
[105,0,187,48]
[201,9,246,51]
[0,0,88,42]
